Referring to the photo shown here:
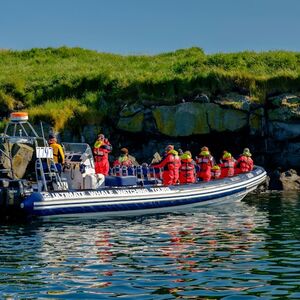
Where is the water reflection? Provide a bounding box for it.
[1,193,300,299]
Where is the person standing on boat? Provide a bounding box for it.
[179,151,196,184]
[219,151,235,178]
[195,146,215,182]
[93,133,112,176]
[171,149,181,184]
[151,145,175,186]
[48,134,65,174]
[235,148,254,174]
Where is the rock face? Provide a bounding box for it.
[75,92,300,175]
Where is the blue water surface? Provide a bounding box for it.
[1,191,300,299]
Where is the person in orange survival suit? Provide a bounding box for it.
[235,148,254,175]
[211,165,221,180]
[93,133,112,175]
[195,146,215,182]
[219,151,235,178]
[179,151,196,184]
[151,145,175,186]
[170,149,181,184]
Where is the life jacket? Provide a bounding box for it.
[179,158,195,183]
[196,156,213,171]
[93,140,111,161]
[236,155,253,172]
[113,155,133,167]
[211,167,221,179]
[220,158,235,177]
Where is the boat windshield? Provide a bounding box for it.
[63,142,94,165]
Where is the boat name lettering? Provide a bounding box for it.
[150,187,171,192]
[45,191,87,199]
[88,190,115,196]
[115,188,149,195]
[246,173,254,178]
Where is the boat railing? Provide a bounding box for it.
[34,158,68,192]
[110,165,163,185]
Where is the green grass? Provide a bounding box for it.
[1,46,300,130]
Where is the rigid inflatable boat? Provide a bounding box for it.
[0,113,267,219]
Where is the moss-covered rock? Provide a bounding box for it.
[152,102,248,136]
[117,111,144,132]
[214,93,251,111]
[269,94,300,108]
[249,108,265,135]
[207,105,248,132]
[153,103,210,136]
[268,107,300,121]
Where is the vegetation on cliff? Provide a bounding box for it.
[1,46,300,132]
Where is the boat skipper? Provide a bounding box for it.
[48,134,65,174]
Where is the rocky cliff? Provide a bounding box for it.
[66,92,299,173]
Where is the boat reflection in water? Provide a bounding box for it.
[33,201,267,296]
[4,192,300,298]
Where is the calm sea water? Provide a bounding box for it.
[1,192,300,300]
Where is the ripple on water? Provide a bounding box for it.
[0,192,300,299]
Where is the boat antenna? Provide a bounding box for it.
[40,121,46,147]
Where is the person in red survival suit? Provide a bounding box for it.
[93,133,112,175]
[179,151,196,184]
[219,151,235,178]
[195,146,215,182]
[171,149,181,184]
[235,148,254,174]
[151,145,175,186]
[211,165,221,180]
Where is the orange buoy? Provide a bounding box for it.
[10,112,29,122]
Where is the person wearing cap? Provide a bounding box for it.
[219,151,235,178]
[113,148,134,168]
[235,148,254,174]
[151,145,175,186]
[48,134,65,174]
[179,151,196,184]
[93,133,112,176]
[195,146,215,181]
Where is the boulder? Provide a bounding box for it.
[280,169,300,190]
[152,102,248,137]
[214,93,251,111]
[268,94,300,122]
[269,94,300,107]
[268,107,300,122]
[117,111,144,133]
[249,108,265,136]
[268,121,300,141]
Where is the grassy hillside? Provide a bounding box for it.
[1,46,300,131]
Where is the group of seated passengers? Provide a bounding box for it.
[107,143,254,186]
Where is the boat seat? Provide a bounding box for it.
[105,175,137,187]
